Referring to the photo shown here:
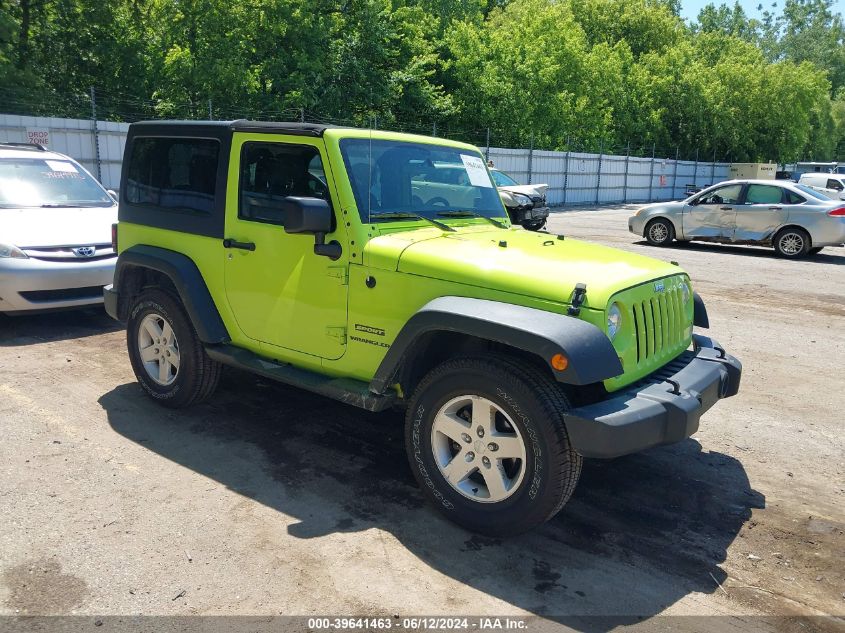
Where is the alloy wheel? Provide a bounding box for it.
[778,232,804,256]
[137,313,180,386]
[430,395,527,503]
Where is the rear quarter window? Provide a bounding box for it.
[126,138,220,215]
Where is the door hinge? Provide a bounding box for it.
[326,327,347,345]
[327,266,348,285]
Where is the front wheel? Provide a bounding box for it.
[773,227,810,258]
[405,355,582,536]
[127,289,221,408]
[645,218,675,246]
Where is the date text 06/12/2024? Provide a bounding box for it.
[306,618,529,630]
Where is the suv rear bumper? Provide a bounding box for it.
[565,335,741,458]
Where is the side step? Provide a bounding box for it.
[205,344,397,412]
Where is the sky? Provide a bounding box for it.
[679,0,845,22]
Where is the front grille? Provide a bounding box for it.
[22,244,115,262]
[631,284,686,365]
[19,285,105,303]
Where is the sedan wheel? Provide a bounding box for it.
[774,228,810,258]
[645,218,674,246]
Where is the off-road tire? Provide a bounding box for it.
[404,354,582,536]
[127,289,221,408]
[773,227,810,258]
[645,218,674,246]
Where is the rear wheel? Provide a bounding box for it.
[645,218,674,246]
[405,355,582,536]
[773,227,810,258]
[127,289,221,408]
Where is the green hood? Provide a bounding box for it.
[364,225,682,310]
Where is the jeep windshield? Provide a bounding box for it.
[339,138,505,224]
[0,158,114,208]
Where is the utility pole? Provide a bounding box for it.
[485,128,491,162]
[648,143,655,202]
[89,87,102,183]
[527,132,534,185]
[623,143,630,203]
[595,139,603,205]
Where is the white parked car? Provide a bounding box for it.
[0,142,118,314]
[798,172,845,200]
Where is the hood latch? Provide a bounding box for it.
[567,283,587,317]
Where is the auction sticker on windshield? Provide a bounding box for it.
[460,154,494,188]
[46,161,78,172]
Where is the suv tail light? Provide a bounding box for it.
[827,207,845,216]
[111,223,118,251]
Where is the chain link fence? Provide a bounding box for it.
[0,88,731,199]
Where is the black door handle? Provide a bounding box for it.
[720,206,733,210]
[768,206,782,210]
[223,239,256,251]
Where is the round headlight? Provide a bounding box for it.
[680,281,691,304]
[607,303,622,340]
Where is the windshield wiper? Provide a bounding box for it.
[370,211,455,232]
[436,210,507,229]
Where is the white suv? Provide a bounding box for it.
[0,142,118,314]
[798,172,845,200]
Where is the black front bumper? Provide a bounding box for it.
[565,335,741,459]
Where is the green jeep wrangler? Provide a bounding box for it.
[104,120,741,535]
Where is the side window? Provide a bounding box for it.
[698,184,742,205]
[126,137,219,214]
[827,179,844,192]
[239,142,329,225]
[786,191,806,204]
[745,184,784,205]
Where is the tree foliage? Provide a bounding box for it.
[0,0,843,161]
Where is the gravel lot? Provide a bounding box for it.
[0,205,843,630]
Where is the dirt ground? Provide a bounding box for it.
[0,205,842,631]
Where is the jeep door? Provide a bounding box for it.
[732,183,789,242]
[223,134,348,360]
[683,183,744,240]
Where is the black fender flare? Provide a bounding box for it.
[111,245,229,344]
[693,292,709,328]
[369,296,623,394]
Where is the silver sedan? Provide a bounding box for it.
[629,179,845,258]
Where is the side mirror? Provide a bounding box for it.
[107,189,118,202]
[282,196,342,260]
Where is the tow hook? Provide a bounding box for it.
[567,283,587,316]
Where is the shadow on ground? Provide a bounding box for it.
[634,240,845,264]
[99,369,764,630]
[0,308,119,346]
